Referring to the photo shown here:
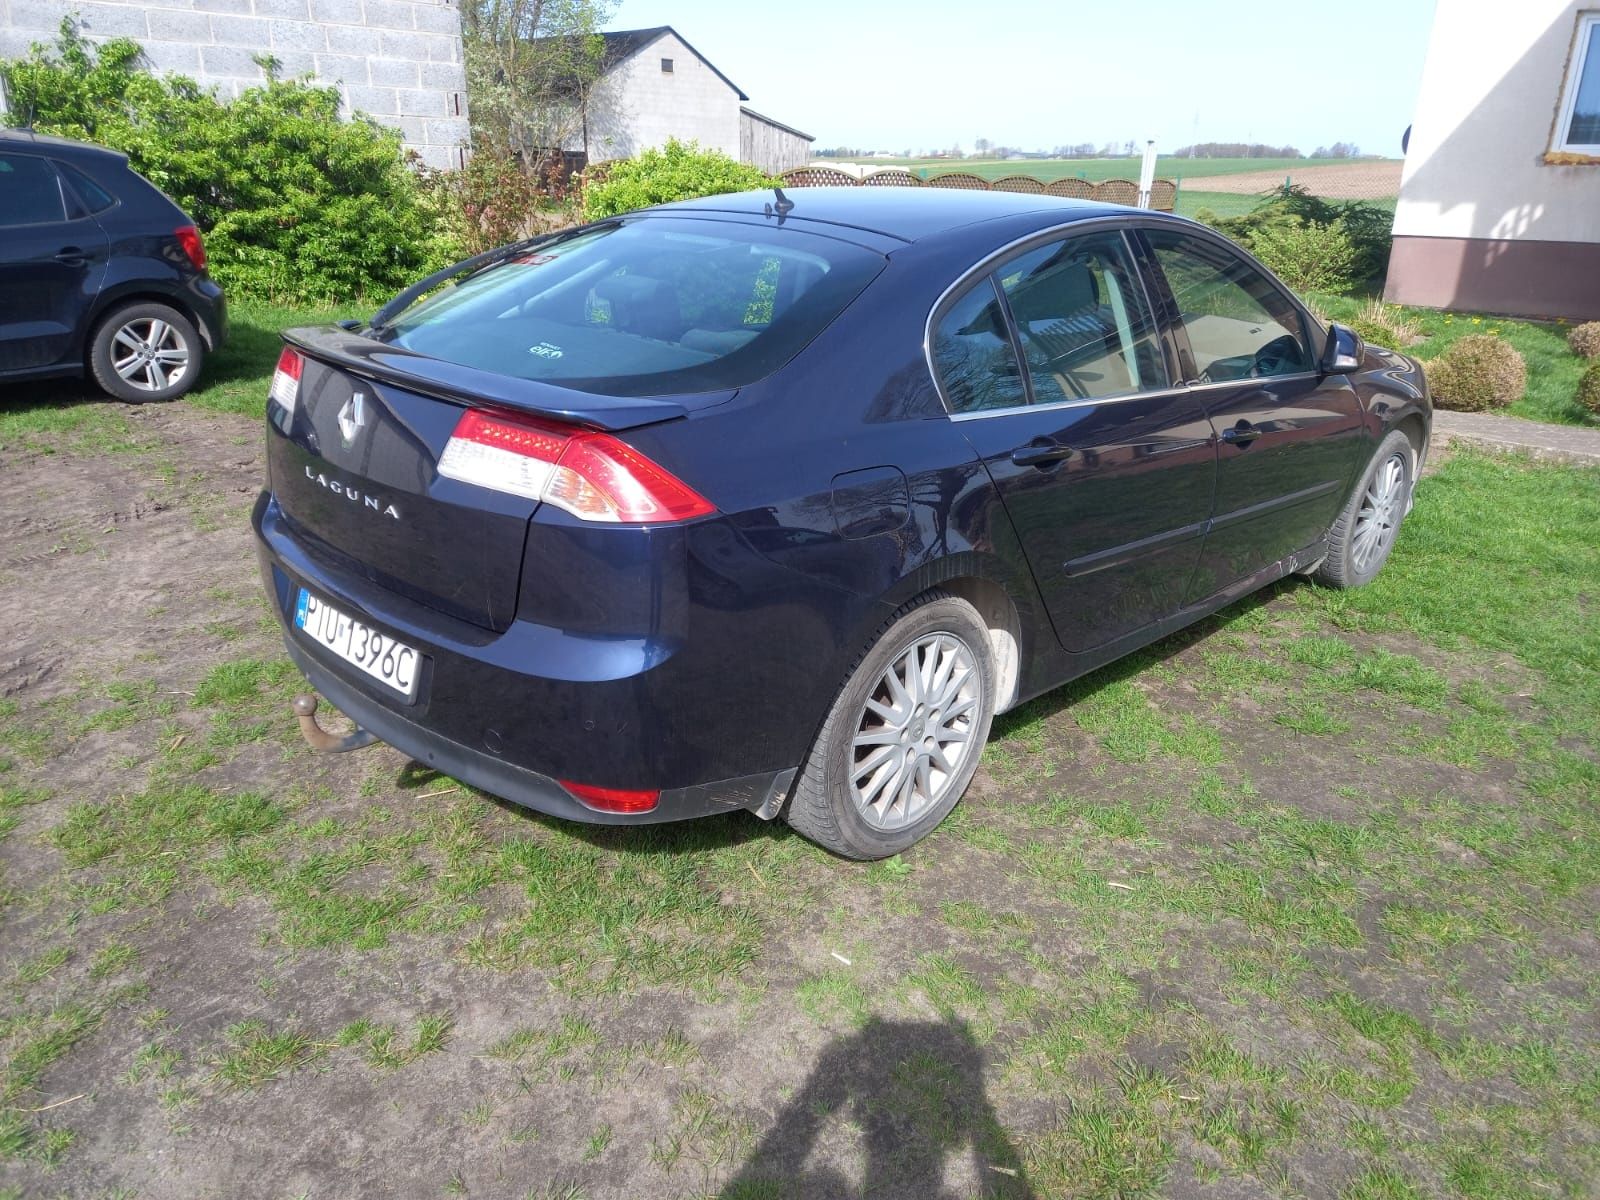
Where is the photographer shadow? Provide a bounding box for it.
[720,1018,1034,1199]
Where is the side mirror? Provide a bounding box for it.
[1323,323,1365,374]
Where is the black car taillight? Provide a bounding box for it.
[175,224,207,271]
[269,347,302,414]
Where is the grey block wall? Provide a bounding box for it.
[0,0,470,169]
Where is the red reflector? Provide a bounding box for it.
[175,224,207,270]
[562,780,661,814]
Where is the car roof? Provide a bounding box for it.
[653,186,1157,243]
[0,127,127,163]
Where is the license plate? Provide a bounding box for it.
[294,589,420,699]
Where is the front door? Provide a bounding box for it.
[931,227,1216,653]
[1140,229,1366,602]
[0,151,109,373]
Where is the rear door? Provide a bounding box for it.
[934,225,1217,653]
[0,151,109,372]
[1139,228,1366,602]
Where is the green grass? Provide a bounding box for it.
[1311,291,1594,426]
[3,295,1600,1200]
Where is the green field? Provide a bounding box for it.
[836,155,1392,184]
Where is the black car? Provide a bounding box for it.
[0,129,226,401]
[255,189,1430,859]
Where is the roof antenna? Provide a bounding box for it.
[764,186,795,220]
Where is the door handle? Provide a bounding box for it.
[1010,438,1075,468]
[54,247,88,265]
[1222,421,1261,447]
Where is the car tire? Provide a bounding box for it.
[88,302,204,403]
[1316,429,1416,589]
[784,590,995,859]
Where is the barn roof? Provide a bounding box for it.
[739,106,814,142]
[600,26,749,101]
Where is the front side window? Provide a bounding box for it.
[379,217,884,396]
[1146,230,1312,383]
[0,154,67,227]
[1556,13,1600,152]
[996,230,1169,402]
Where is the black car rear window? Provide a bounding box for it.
[377,217,885,397]
[57,161,117,215]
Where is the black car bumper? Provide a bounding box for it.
[254,493,797,826]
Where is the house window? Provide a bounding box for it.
[1555,12,1600,152]
[661,57,673,73]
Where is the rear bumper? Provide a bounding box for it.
[253,491,798,825]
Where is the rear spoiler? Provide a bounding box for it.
[282,325,707,432]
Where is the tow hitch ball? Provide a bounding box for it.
[292,693,379,754]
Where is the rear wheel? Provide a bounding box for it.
[88,302,203,403]
[1316,429,1415,589]
[784,592,995,859]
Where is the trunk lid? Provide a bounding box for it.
[269,329,722,632]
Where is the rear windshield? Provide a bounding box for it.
[377,216,885,396]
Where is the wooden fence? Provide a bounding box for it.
[775,167,1178,212]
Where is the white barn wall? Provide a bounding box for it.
[0,0,470,169]
[583,30,740,162]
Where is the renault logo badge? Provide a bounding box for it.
[337,392,367,447]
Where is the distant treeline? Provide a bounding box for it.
[1174,142,1366,159]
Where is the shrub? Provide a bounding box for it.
[1247,218,1358,294]
[1424,335,1527,412]
[1346,298,1423,349]
[2,23,456,302]
[420,147,562,258]
[580,138,772,220]
[1567,321,1600,358]
[1206,184,1393,288]
[1577,363,1600,416]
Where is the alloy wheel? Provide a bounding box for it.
[849,632,979,830]
[110,317,191,393]
[1352,451,1408,572]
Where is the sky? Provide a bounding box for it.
[610,0,1439,155]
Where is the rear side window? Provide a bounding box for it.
[57,161,117,215]
[379,217,885,396]
[0,154,67,226]
[930,278,1027,414]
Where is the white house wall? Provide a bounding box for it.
[1386,0,1600,318]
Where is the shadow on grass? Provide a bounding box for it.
[719,1018,1033,1199]
[990,576,1296,741]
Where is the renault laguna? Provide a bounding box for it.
[253,188,1430,859]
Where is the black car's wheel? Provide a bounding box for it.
[1316,429,1416,589]
[784,591,995,859]
[88,302,204,402]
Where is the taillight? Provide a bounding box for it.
[269,347,303,414]
[438,407,715,524]
[175,224,207,271]
[561,780,660,814]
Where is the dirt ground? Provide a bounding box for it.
[1178,161,1403,199]
[1,396,1597,1200]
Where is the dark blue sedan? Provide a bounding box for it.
[253,188,1430,858]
